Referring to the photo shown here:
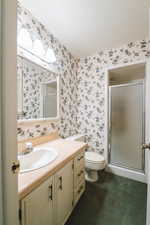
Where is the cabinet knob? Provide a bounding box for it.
[78,170,84,177]
[78,185,84,194]
[48,185,53,200]
[59,176,62,190]
[77,155,84,161]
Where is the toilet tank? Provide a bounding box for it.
[65,134,85,142]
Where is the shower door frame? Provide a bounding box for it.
[108,80,145,172]
[105,61,147,183]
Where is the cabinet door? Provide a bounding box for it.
[21,177,54,225]
[56,160,74,225]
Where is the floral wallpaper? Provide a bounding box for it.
[17,2,78,142]
[17,3,150,159]
[76,40,150,155]
[17,121,59,142]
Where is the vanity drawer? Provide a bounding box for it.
[74,181,85,205]
[74,151,85,188]
[74,168,85,188]
[75,151,85,169]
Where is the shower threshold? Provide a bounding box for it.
[106,164,146,183]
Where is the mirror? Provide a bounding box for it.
[17,56,59,121]
[40,80,58,118]
[17,24,59,122]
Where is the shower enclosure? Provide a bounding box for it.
[108,80,145,175]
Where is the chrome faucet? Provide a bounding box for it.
[23,142,33,155]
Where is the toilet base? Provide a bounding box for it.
[85,170,98,182]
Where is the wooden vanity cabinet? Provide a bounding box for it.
[21,176,54,225]
[20,150,85,225]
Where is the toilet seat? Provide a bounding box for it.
[86,159,105,163]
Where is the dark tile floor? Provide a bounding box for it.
[66,172,147,225]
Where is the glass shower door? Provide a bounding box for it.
[109,81,144,172]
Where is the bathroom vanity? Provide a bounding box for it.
[18,138,87,225]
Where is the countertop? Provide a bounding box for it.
[18,138,87,199]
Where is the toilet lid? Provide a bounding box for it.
[85,152,105,163]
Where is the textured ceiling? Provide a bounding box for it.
[19,0,150,57]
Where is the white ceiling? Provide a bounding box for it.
[20,0,150,58]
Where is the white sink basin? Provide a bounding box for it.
[18,147,58,173]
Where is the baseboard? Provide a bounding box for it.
[106,164,147,183]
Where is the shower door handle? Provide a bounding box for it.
[142,143,150,150]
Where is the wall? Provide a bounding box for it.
[17,3,150,156]
[17,3,78,142]
[76,40,150,154]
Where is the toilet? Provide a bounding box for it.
[65,134,106,182]
[85,151,105,182]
